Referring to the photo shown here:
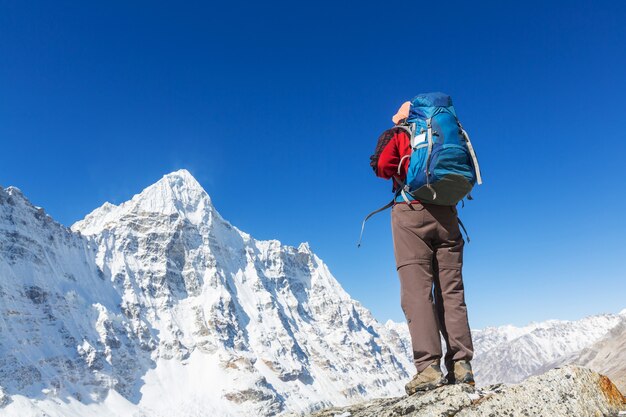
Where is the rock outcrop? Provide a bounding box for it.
[572,317,626,394]
[305,366,626,417]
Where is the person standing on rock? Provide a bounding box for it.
[368,94,480,395]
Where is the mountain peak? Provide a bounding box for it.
[298,242,312,253]
[5,185,23,194]
[136,169,212,215]
[4,186,26,201]
[73,169,215,234]
[161,169,203,190]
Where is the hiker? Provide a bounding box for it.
[368,93,481,395]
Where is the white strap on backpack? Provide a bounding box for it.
[459,127,483,185]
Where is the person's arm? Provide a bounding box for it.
[370,128,412,181]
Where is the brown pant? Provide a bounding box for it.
[391,202,474,372]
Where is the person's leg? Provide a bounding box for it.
[432,259,454,374]
[429,206,474,363]
[391,204,442,372]
[436,245,473,362]
[397,263,442,372]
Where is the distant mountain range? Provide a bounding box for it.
[0,170,623,417]
[387,311,626,390]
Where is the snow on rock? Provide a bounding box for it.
[0,184,147,406]
[0,171,414,417]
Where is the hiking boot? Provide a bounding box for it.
[446,360,475,386]
[405,362,447,395]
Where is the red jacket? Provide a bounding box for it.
[370,127,412,190]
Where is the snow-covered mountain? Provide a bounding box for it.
[0,170,413,417]
[471,312,625,385]
[387,311,626,387]
[1,169,623,416]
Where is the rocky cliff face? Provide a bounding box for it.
[0,184,144,405]
[0,170,414,417]
[305,366,626,417]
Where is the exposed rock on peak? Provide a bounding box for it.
[297,242,312,253]
[4,186,24,197]
[1,183,71,238]
[306,366,626,417]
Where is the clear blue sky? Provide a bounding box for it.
[2,1,625,328]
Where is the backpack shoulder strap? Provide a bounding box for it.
[394,124,413,138]
[357,176,407,247]
[357,198,396,248]
[458,123,483,185]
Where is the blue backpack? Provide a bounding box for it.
[397,92,482,205]
[358,92,482,246]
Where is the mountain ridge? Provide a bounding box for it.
[0,171,414,417]
[386,311,625,387]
